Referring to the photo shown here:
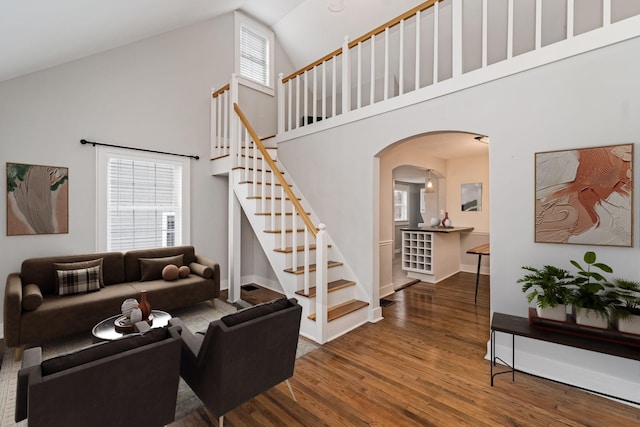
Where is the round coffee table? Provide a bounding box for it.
[92,310,171,341]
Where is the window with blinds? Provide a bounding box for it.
[97,147,189,252]
[235,12,275,95]
[240,25,269,86]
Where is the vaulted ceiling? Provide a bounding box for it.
[0,0,425,83]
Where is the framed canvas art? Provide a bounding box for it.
[461,183,482,212]
[6,162,69,235]
[535,144,633,246]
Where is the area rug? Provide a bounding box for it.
[0,298,318,426]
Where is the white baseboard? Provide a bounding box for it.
[460,263,490,275]
[380,282,395,298]
[488,340,640,406]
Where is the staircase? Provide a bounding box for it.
[212,85,371,344]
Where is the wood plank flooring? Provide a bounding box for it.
[171,273,640,426]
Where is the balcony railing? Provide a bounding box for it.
[276,0,640,137]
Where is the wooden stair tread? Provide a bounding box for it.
[308,299,369,322]
[284,261,342,275]
[239,180,292,187]
[295,279,356,298]
[256,212,310,216]
[233,166,281,174]
[264,228,306,233]
[274,244,332,253]
[247,196,300,201]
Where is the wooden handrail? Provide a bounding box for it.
[233,103,318,238]
[212,83,230,98]
[281,0,442,83]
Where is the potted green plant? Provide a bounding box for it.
[569,251,616,328]
[610,278,640,334]
[517,265,573,321]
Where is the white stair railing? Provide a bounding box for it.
[277,0,640,136]
[233,103,330,338]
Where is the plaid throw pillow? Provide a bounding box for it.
[56,265,101,296]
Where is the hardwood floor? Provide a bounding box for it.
[171,273,640,426]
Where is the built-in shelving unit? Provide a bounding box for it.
[400,227,474,283]
[402,231,433,274]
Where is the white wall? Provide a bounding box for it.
[278,35,640,402]
[0,12,292,323]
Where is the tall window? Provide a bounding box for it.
[235,12,275,95]
[394,189,408,222]
[97,147,190,252]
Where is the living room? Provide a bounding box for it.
[2,0,640,423]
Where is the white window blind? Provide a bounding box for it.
[101,151,185,252]
[240,24,269,86]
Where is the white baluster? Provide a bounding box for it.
[341,36,351,115]
[399,19,404,95]
[567,0,574,39]
[415,10,421,90]
[315,223,328,344]
[280,186,286,251]
[312,66,317,124]
[332,57,337,117]
[303,70,308,126]
[295,76,300,129]
[370,34,375,104]
[287,79,292,132]
[482,0,488,66]
[277,73,285,134]
[322,61,327,120]
[223,90,229,156]
[384,27,389,100]
[291,201,298,273]
[452,0,462,78]
[603,0,611,27]
[304,227,310,296]
[434,1,439,84]
[507,0,513,59]
[357,42,362,109]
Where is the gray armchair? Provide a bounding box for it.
[169,297,302,426]
[16,324,182,427]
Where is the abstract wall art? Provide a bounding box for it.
[6,163,69,236]
[461,183,482,212]
[535,144,633,246]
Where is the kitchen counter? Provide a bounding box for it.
[401,226,474,233]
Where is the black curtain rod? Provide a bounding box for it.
[80,139,199,160]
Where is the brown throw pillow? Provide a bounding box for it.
[139,255,183,281]
[189,262,213,279]
[53,258,104,291]
[22,284,43,311]
[178,265,190,278]
[162,264,180,281]
[56,266,101,296]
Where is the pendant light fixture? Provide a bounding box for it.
[426,170,435,193]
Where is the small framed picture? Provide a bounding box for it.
[461,183,482,212]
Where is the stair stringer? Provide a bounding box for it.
[231,164,372,344]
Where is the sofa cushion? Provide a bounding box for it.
[124,246,196,282]
[56,266,101,296]
[221,297,289,327]
[22,284,43,311]
[140,255,184,282]
[53,258,105,289]
[41,327,169,376]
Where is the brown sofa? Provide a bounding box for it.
[4,245,219,352]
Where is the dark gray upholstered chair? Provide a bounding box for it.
[169,297,302,426]
[16,324,182,427]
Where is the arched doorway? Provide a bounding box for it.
[377,131,490,298]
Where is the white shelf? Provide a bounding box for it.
[401,231,433,274]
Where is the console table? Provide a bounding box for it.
[490,312,640,405]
